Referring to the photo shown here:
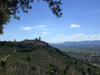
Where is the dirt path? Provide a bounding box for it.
[3,54,11,61]
[72,70,74,75]
[3,50,16,61]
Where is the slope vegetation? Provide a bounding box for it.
[0,40,100,75]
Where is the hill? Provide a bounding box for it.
[63,40,100,46]
[51,40,100,48]
[0,39,100,75]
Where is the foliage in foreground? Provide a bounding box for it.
[0,0,62,34]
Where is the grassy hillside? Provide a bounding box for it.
[0,41,100,75]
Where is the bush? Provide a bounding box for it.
[49,64,59,72]
[0,60,6,67]
[31,66,36,71]
[26,55,31,61]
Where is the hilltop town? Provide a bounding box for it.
[14,37,51,47]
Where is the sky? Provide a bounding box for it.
[1,0,100,43]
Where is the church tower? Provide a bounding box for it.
[39,36,41,41]
[14,39,17,43]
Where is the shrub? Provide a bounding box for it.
[0,60,6,67]
[49,64,59,72]
[26,55,31,61]
[31,66,36,71]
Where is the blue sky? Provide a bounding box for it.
[1,0,100,43]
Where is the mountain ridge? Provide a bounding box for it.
[51,40,100,47]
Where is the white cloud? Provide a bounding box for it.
[20,25,46,31]
[20,26,32,30]
[73,34,100,41]
[32,26,37,28]
[43,28,46,30]
[32,34,37,37]
[38,25,45,28]
[42,32,51,35]
[73,34,100,38]
[88,35,99,38]
[73,34,86,38]
[71,24,80,28]
[38,25,46,30]
[41,32,51,37]
[47,34,100,43]
[57,33,64,37]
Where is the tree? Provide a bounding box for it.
[0,0,62,34]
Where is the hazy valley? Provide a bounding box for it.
[51,40,100,67]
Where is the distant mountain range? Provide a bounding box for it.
[51,40,100,47]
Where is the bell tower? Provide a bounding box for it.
[14,39,17,43]
[39,36,41,41]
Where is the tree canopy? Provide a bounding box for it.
[0,0,62,34]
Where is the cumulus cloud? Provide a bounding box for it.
[32,34,37,37]
[42,32,51,35]
[72,34,100,41]
[41,32,51,37]
[37,25,45,28]
[73,34,86,38]
[43,28,46,30]
[88,35,99,38]
[37,25,46,30]
[71,24,80,28]
[32,26,37,28]
[73,34,100,38]
[47,34,100,43]
[57,33,64,37]
[20,26,32,30]
[20,25,46,31]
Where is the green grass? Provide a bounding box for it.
[0,45,100,75]
[0,46,15,60]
